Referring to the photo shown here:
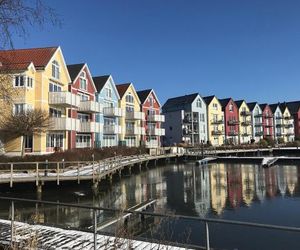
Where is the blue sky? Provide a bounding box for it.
[12,0,300,104]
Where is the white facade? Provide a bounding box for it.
[250,104,263,142]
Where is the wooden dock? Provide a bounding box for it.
[0,219,188,250]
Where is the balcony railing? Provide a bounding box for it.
[79,100,102,113]
[211,130,223,136]
[49,92,80,107]
[228,120,239,125]
[254,122,263,126]
[145,140,159,148]
[183,118,199,123]
[241,121,251,126]
[254,113,263,117]
[276,132,285,137]
[211,119,224,125]
[103,125,121,134]
[255,131,264,136]
[240,111,252,116]
[147,114,165,122]
[265,124,273,127]
[241,132,250,137]
[276,123,284,127]
[285,124,294,128]
[264,114,273,118]
[286,132,295,136]
[76,142,92,148]
[125,127,145,135]
[49,117,80,131]
[275,116,283,120]
[79,121,100,133]
[125,111,145,120]
[228,131,238,136]
[146,128,165,136]
[103,107,123,117]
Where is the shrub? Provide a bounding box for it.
[258,139,268,147]
[277,137,285,144]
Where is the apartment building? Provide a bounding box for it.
[284,101,300,140]
[259,104,274,140]
[247,102,263,142]
[235,100,252,144]
[279,103,295,142]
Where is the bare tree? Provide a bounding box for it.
[0,108,50,156]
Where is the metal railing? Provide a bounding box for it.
[1,196,300,250]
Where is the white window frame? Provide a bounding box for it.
[79,71,88,91]
[52,60,60,79]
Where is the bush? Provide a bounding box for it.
[277,137,285,144]
[258,139,268,147]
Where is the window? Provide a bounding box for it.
[78,93,89,101]
[49,108,62,117]
[46,133,63,148]
[14,76,25,87]
[76,134,91,148]
[78,113,90,122]
[52,60,60,79]
[126,105,134,113]
[196,99,202,108]
[27,77,34,88]
[126,93,134,103]
[14,104,26,114]
[80,71,87,90]
[200,113,205,122]
[49,82,62,92]
[149,96,154,107]
[229,104,233,112]
[213,103,218,110]
[24,135,33,149]
[105,87,112,98]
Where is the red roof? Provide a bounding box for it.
[0,47,58,71]
[116,83,131,98]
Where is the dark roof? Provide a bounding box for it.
[269,103,280,113]
[0,46,58,71]
[279,103,288,113]
[137,89,152,104]
[219,98,232,109]
[93,75,110,92]
[162,93,198,110]
[285,101,300,114]
[202,95,216,105]
[259,103,268,111]
[235,100,245,108]
[67,63,85,81]
[247,102,258,111]
[116,83,131,98]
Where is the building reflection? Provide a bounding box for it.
[227,164,242,208]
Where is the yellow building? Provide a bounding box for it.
[116,83,145,147]
[203,96,224,146]
[0,47,72,155]
[236,100,252,144]
[280,105,295,142]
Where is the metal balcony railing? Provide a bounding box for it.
[49,92,80,107]
[147,114,165,122]
[79,100,102,113]
[103,107,123,117]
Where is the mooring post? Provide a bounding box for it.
[77,167,80,184]
[139,163,142,172]
[205,221,210,250]
[10,163,13,188]
[93,208,97,250]
[10,201,14,248]
[56,162,60,186]
[35,162,39,187]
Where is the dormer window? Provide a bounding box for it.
[196,99,202,108]
[52,60,60,79]
[126,93,134,103]
[105,87,112,98]
[149,96,154,107]
[80,71,87,90]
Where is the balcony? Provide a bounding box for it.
[241,132,250,137]
[286,132,294,136]
[211,130,223,136]
[265,124,273,127]
[255,131,263,136]
[275,116,283,120]
[228,120,239,125]
[79,121,100,133]
[147,114,165,122]
[285,124,294,128]
[145,140,159,148]
[254,113,263,118]
[240,111,252,116]
[284,116,293,120]
[228,131,238,136]
[276,123,284,128]
[79,100,102,113]
[103,107,123,117]
[254,122,263,126]
[125,111,145,120]
[103,125,121,134]
[276,132,285,137]
[211,119,224,125]
[264,114,273,118]
[146,128,165,136]
[125,127,145,135]
[241,121,251,126]
[183,117,199,123]
[49,92,80,107]
[49,117,80,131]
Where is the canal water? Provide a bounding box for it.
[0,162,300,250]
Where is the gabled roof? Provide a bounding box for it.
[235,100,246,108]
[202,95,216,105]
[259,103,268,111]
[269,103,280,113]
[285,101,300,114]
[93,75,110,92]
[279,103,288,113]
[162,93,199,110]
[116,83,131,98]
[247,102,258,111]
[137,89,152,104]
[219,98,232,109]
[67,63,85,81]
[0,46,58,71]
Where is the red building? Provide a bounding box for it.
[137,89,165,148]
[226,165,242,208]
[219,98,239,144]
[259,104,274,139]
[67,63,99,149]
[285,101,300,140]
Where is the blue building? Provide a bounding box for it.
[93,75,122,147]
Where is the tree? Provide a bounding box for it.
[0,108,50,156]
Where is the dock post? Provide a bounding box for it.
[93,209,97,250]
[10,163,13,188]
[139,163,142,172]
[10,201,14,248]
[109,174,113,184]
[77,167,80,184]
[56,162,60,186]
[205,221,210,250]
[35,162,39,187]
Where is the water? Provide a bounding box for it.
[1,162,300,249]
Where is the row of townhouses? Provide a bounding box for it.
[163,94,300,146]
[0,47,165,155]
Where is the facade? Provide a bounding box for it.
[203,96,224,146]
[116,83,145,147]
[162,93,207,146]
[259,104,274,140]
[94,75,121,147]
[67,63,100,149]
[248,102,263,142]
[137,89,165,148]
[235,100,252,144]
[219,98,239,145]
[279,104,295,142]
[269,104,284,143]
[0,47,71,155]
[284,101,300,140]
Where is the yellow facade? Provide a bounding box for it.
[282,107,295,142]
[238,101,252,144]
[206,97,224,146]
[118,84,143,147]
[2,47,71,155]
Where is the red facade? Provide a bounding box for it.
[293,110,300,139]
[261,105,274,139]
[221,99,239,144]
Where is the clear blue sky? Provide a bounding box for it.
[12,0,300,104]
